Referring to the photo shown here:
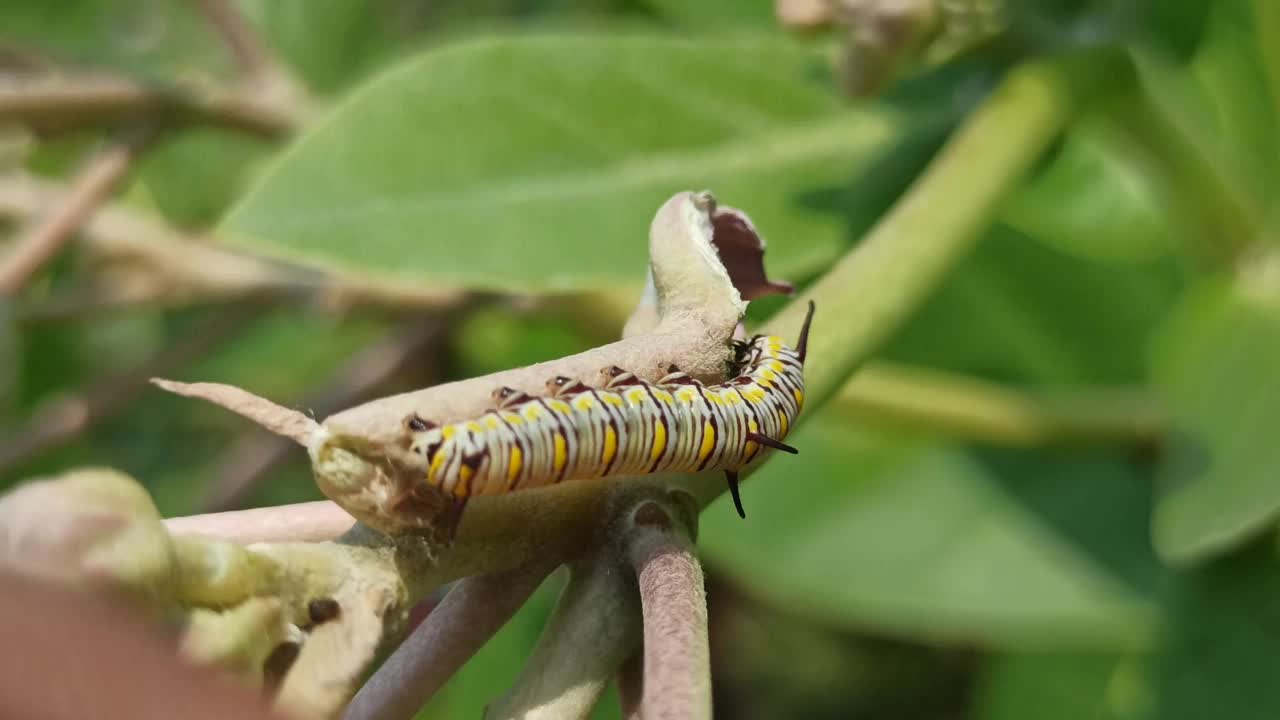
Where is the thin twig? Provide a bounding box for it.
[344,560,558,720]
[163,500,354,543]
[0,302,260,474]
[624,513,710,720]
[0,125,157,295]
[192,0,310,118]
[194,0,288,87]
[0,175,465,317]
[0,75,295,138]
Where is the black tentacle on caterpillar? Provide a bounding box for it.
[402,301,815,529]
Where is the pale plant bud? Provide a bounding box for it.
[0,467,176,604]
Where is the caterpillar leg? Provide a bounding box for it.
[493,386,532,409]
[601,365,644,388]
[547,375,590,397]
[657,364,700,386]
[747,432,798,454]
[725,470,746,519]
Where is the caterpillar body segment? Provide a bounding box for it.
[404,301,815,525]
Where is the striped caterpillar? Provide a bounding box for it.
[402,301,815,526]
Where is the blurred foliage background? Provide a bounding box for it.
[1,0,1278,718]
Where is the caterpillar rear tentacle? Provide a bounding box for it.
[403,301,816,537]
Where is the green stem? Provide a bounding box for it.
[761,58,1096,412]
[838,362,1166,448]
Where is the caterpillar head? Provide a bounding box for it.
[307,422,451,539]
[404,413,444,460]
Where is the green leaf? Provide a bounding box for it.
[1148,545,1280,720]
[880,225,1185,384]
[137,128,272,228]
[1000,115,1186,264]
[698,414,1163,649]
[454,305,593,377]
[974,652,1148,720]
[236,0,403,94]
[1186,1,1279,208]
[221,34,900,292]
[1150,280,1280,564]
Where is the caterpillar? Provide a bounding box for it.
[402,301,815,526]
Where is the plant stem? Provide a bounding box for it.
[164,501,354,543]
[839,362,1166,448]
[0,125,156,295]
[626,525,710,720]
[344,561,557,720]
[487,555,640,720]
[0,76,295,139]
[760,58,1096,413]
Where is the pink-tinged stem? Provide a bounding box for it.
[344,560,557,720]
[626,528,711,720]
[164,501,354,544]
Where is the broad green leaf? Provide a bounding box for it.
[1148,546,1280,720]
[137,129,272,228]
[1186,1,1278,209]
[698,414,1163,649]
[221,34,900,292]
[1001,114,1185,264]
[454,305,593,377]
[880,225,1185,385]
[1150,280,1280,564]
[974,652,1148,720]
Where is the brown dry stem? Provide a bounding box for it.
[0,74,295,139]
[0,124,157,294]
[194,0,309,111]
[0,174,465,319]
